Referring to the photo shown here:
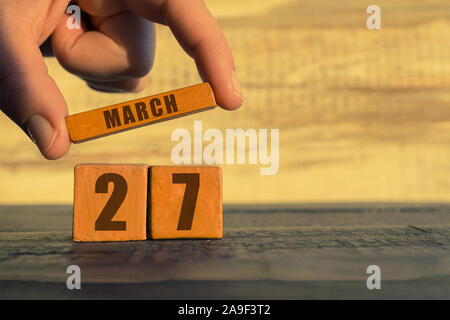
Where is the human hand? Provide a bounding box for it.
[0,0,243,160]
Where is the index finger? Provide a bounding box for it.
[125,0,243,110]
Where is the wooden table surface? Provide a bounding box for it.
[1,204,450,299]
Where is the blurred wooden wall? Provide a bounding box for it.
[0,0,449,204]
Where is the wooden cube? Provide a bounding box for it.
[73,164,148,242]
[149,166,223,239]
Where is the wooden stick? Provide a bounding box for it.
[66,82,217,143]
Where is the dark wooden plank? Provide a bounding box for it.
[1,204,450,299]
[2,278,450,300]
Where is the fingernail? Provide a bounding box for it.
[231,71,243,100]
[25,115,57,156]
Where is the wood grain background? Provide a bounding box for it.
[0,0,449,204]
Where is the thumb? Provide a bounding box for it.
[0,33,70,160]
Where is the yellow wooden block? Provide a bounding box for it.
[73,164,148,242]
[149,166,223,239]
[66,82,216,143]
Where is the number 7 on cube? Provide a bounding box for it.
[149,166,223,239]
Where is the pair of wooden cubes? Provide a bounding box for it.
[73,164,222,242]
